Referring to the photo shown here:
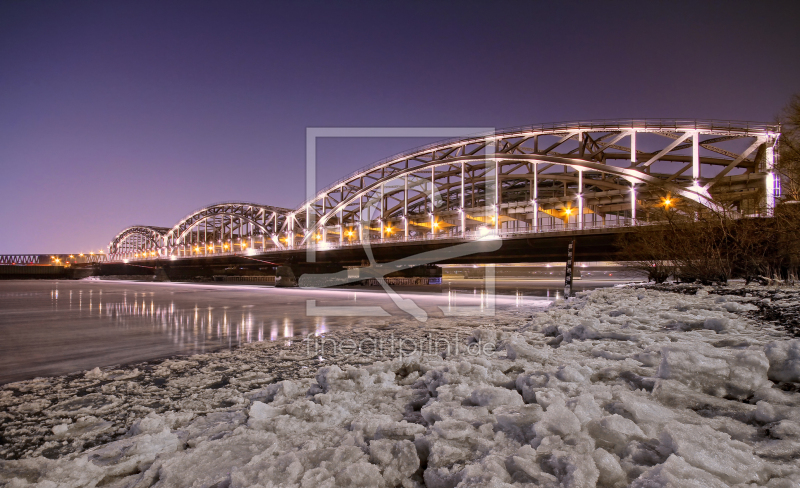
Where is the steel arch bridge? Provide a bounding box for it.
[106,119,781,262]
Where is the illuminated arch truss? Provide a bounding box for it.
[162,202,292,258]
[108,226,170,260]
[109,120,780,260]
[293,119,780,247]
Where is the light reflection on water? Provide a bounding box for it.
[41,282,558,354]
[41,285,337,356]
[2,279,627,383]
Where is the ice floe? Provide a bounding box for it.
[1,285,800,486]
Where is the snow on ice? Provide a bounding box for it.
[2,286,800,487]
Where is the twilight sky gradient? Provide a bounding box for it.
[1,0,799,253]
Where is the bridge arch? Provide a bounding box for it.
[163,202,292,256]
[293,120,778,245]
[105,119,780,260]
[108,226,169,258]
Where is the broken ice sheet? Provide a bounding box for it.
[1,286,799,486]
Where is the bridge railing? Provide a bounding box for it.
[110,216,650,263]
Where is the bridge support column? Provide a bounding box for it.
[430,166,435,238]
[460,163,466,237]
[321,199,327,243]
[380,184,385,240]
[494,160,500,232]
[404,175,409,241]
[532,163,538,232]
[358,197,363,242]
[578,170,583,230]
[766,138,777,217]
[692,131,700,181]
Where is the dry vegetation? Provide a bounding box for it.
[621,94,800,285]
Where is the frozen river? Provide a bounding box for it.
[0,279,625,383]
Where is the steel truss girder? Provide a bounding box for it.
[109,226,169,255]
[287,120,778,244]
[164,202,292,249]
[108,120,780,255]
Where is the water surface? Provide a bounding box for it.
[0,279,626,383]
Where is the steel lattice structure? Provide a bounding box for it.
[106,119,781,262]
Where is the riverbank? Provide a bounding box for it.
[2,285,799,486]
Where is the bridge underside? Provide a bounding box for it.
[95,227,626,282]
[102,119,780,269]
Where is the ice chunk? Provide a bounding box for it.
[335,460,385,487]
[567,393,603,425]
[315,365,345,393]
[754,401,800,424]
[87,428,181,479]
[470,327,497,345]
[0,455,107,487]
[128,412,167,436]
[721,301,757,312]
[605,390,676,438]
[764,340,800,383]
[587,414,647,452]
[178,410,247,447]
[593,448,627,487]
[493,404,543,442]
[248,379,304,404]
[369,439,419,485]
[145,431,278,487]
[544,449,599,487]
[469,386,523,411]
[12,399,50,414]
[658,421,764,485]
[556,364,589,383]
[656,343,770,399]
[48,393,120,417]
[702,317,729,332]
[534,388,567,409]
[515,371,550,403]
[652,379,757,418]
[632,454,728,488]
[563,321,602,342]
[247,400,286,429]
[504,334,550,362]
[771,420,800,439]
[84,367,105,379]
[534,404,581,438]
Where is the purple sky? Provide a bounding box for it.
[2,1,799,254]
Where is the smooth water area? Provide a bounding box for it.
[0,279,627,383]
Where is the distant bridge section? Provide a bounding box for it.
[0,254,105,266]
